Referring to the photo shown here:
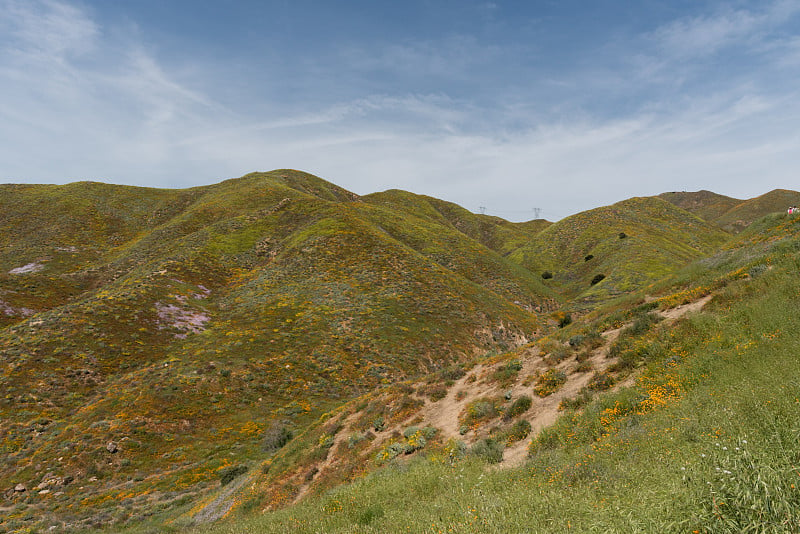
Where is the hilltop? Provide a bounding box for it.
[659,188,800,233]
[0,172,797,533]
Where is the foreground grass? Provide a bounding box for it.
[161,228,800,534]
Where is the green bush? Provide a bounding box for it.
[541,271,553,279]
[219,464,248,486]
[585,371,614,391]
[504,395,532,420]
[470,438,504,464]
[590,274,606,285]
[504,419,531,444]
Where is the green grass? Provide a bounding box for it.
[159,212,800,534]
[2,172,797,533]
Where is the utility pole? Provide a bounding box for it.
[533,207,542,219]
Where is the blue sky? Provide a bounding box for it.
[1,1,799,220]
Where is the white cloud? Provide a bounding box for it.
[0,0,798,222]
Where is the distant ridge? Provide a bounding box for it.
[659,188,800,233]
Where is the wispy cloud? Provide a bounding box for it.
[0,0,798,221]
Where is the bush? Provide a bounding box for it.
[551,311,572,328]
[568,334,586,347]
[504,419,532,444]
[491,360,523,385]
[461,398,501,427]
[541,271,553,279]
[438,365,466,381]
[534,369,567,397]
[262,423,292,453]
[590,274,606,285]
[372,416,386,432]
[504,395,532,420]
[585,371,614,391]
[584,254,594,261]
[219,464,248,486]
[619,232,627,239]
[470,438,504,464]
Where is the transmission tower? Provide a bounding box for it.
[532,207,542,219]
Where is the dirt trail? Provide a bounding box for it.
[285,294,716,507]
[192,471,252,524]
[418,294,714,468]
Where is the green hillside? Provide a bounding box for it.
[507,197,730,304]
[659,188,800,233]
[1,172,796,533]
[187,209,800,534]
[657,189,741,222]
[0,171,554,532]
[712,189,800,233]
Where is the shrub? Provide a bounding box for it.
[504,395,532,420]
[590,274,606,285]
[575,360,593,373]
[372,416,386,432]
[568,334,585,347]
[438,365,466,381]
[262,423,292,453]
[491,360,523,385]
[504,419,532,444]
[470,438,504,464]
[541,271,553,279]
[625,312,663,337]
[534,369,567,397]
[586,371,614,391]
[442,438,467,464]
[584,254,594,261]
[461,397,501,428]
[219,464,248,486]
[619,232,627,239]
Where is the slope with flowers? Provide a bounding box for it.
[187,208,800,534]
[0,170,556,531]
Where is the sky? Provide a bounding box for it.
[1,1,799,221]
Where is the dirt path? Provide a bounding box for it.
[192,471,252,524]
[291,410,363,504]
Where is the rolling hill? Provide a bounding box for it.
[659,188,800,233]
[1,171,797,533]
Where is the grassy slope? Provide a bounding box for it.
[0,171,554,531]
[657,190,741,222]
[659,188,800,234]
[507,197,730,304]
[184,211,800,534]
[712,189,800,233]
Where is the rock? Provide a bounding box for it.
[106,441,118,453]
[14,483,26,492]
[39,489,50,495]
